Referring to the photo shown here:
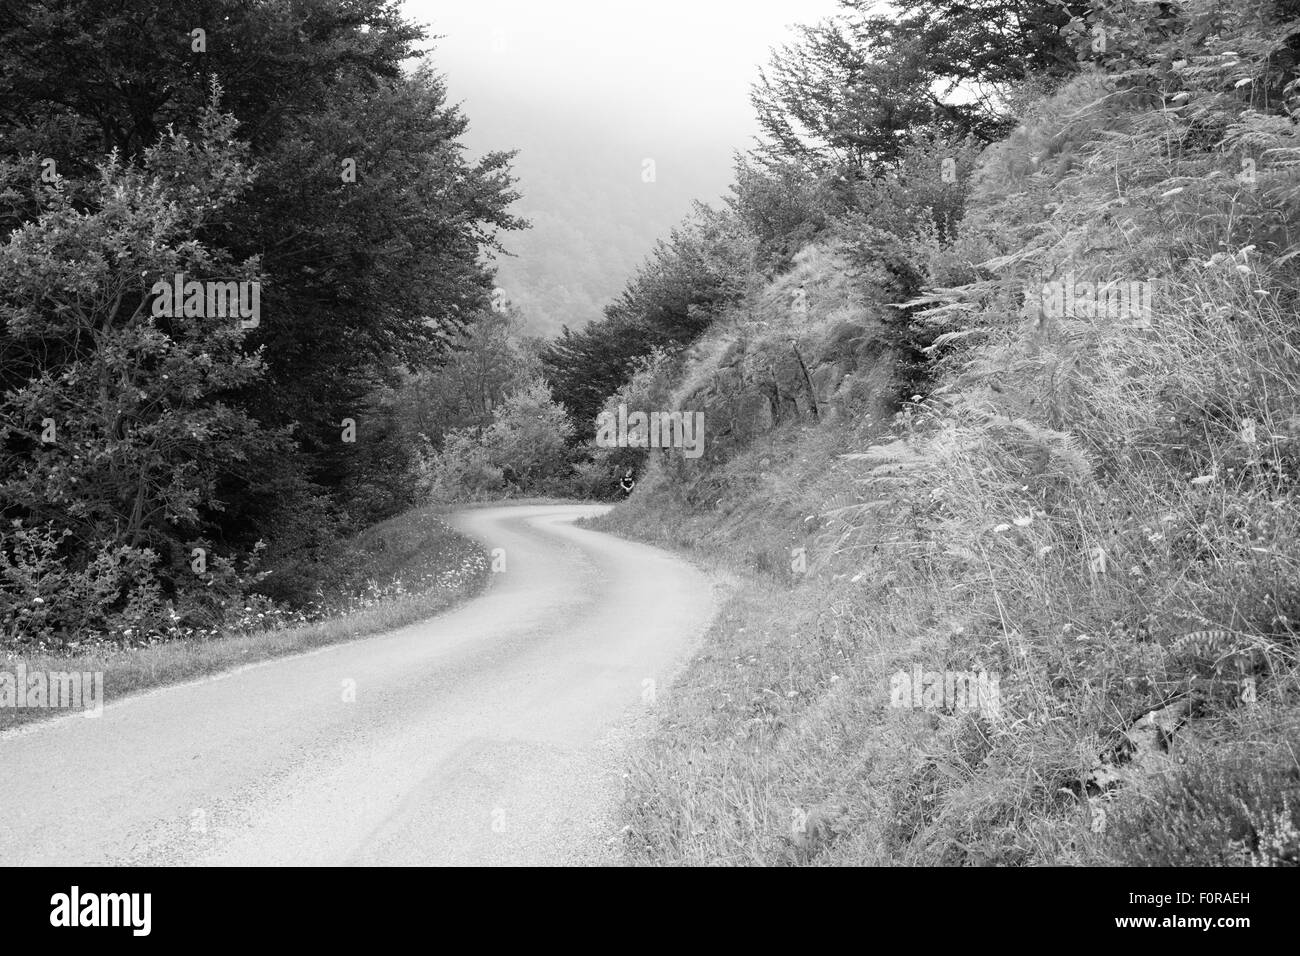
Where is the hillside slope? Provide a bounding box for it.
[599,43,1300,865]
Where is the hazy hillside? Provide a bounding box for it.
[422,0,841,338]
[458,98,741,336]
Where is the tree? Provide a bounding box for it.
[0,101,287,640]
[752,18,947,176]
[752,2,1084,181]
[844,0,1083,99]
[223,64,523,516]
[0,0,424,165]
[0,0,525,557]
[483,379,575,487]
[543,204,751,432]
[727,155,839,272]
[418,378,575,501]
[396,305,540,447]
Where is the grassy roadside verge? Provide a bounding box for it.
[0,504,490,734]
[591,504,893,866]
[594,424,1300,867]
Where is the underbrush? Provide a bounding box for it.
[0,504,489,732]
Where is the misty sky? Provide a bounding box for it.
[408,0,842,139]
[402,0,844,331]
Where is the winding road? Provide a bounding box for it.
[0,504,715,866]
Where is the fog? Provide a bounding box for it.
[403,0,842,334]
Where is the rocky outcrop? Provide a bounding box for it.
[681,317,899,458]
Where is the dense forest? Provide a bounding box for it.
[0,0,523,642]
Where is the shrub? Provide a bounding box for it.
[419,429,503,504]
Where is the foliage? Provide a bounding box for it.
[0,0,524,634]
[0,101,283,645]
[419,377,575,502]
[419,428,503,504]
[482,379,575,487]
[397,306,541,447]
[543,204,753,431]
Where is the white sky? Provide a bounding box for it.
[403,0,844,144]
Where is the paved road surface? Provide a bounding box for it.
[0,503,715,865]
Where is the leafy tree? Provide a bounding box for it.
[752,18,948,176]
[225,64,523,513]
[727,155,839,272]
[419,428,501,504]
[0,102,287,640]
[842,0,1083,101]
[0,0,423,165]
[752,2,1085,180]
[0,0,525,563]
[396,305,540,447]
[483,379,574,488]
[418,377,575,501]
[544,204,751,431]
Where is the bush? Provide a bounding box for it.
[482,379,574,486]
[0,523,164,649]
[419,430,503,504]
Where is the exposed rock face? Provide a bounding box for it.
[734,390,773,439]
[681,317,898,457]
[809,361,846,418]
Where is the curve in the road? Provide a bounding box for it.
[0,504,716,866]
